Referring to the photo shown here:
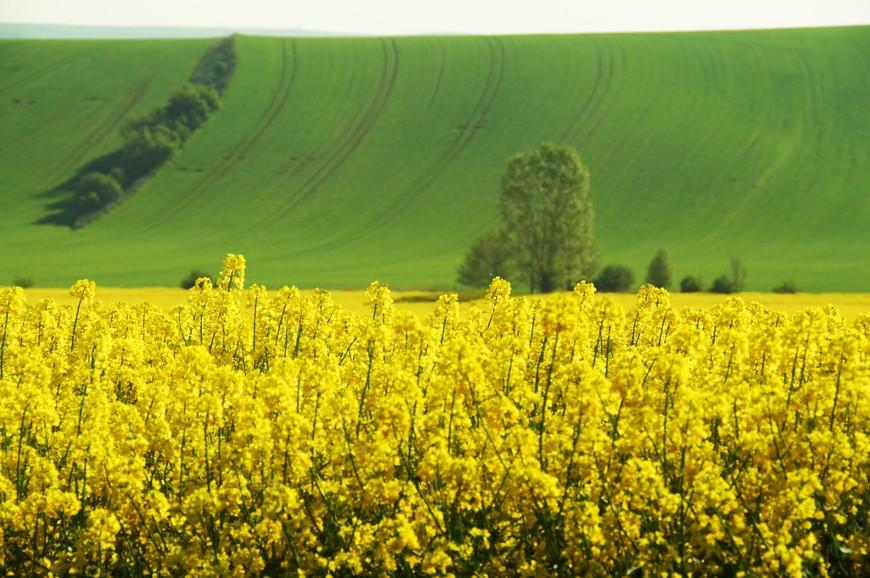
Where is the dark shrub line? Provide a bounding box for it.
[47,37,236,228]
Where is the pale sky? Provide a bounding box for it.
[1,0,868,36]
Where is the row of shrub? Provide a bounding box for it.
[594,251,800,294]
[457,232,803,295]
[68,38,235,223]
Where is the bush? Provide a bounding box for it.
[772,281,800,294]
[12,276,34,288]
[595,264,634,292]
[710,275,736,294]
[680,275,703,293]
[164,83,221,133]
[180,269,214,289]
[121,122,180,177]
[75,172,123,211]
[189,36,237,93]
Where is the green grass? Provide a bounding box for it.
[1,28,868,291]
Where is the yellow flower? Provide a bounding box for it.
[217,253,246,291]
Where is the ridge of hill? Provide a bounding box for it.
[1,27,868,291]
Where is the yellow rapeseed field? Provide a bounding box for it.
[21,288,870,326]
[1,255,868,577]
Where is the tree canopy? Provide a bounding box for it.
[499,143,597,293]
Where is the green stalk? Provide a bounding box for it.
[251,290,259,357]
[829,353,845,432]
[204,410,211,492]
[0,310,8,380]
[356,342,374,438]
[16,403,30,501]
[70,293,84,351]
[538,334,558,472]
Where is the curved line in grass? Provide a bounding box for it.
[27,73,155,197]
[424,38,447,115]
[0,43,105,94]
[141,38,297,230]
[56,73,155,178]
[210,38,297,179]
[361,36,506,229]
[281,37,508,257]
[578,47,627,148]
[265,38,401,224]
[558,46,613,144]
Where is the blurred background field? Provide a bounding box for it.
[2,27,868,291]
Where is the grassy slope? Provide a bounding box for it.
[0,37,216,281]
[1,28,868,291]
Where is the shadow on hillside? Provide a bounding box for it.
[34,150,125,228]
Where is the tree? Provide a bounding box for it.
[730,257,746,292]
[645,249,672,289]
[595,264,634,292]
[499,143,597,293]
[680,275,704,292]
[457,229,513,288]
[710,275,736,294]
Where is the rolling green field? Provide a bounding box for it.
[1,27,868,291]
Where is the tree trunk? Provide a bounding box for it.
[539,271,555,294]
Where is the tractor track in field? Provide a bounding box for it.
[286,37,506,257]
[577,47,627,148]
[52,73,155,180]
[558,46,627,148]
[148,39,298,226]
[264,38,401,224]
[372,37,505,219]
[206,39,298,181]
[31,71,155,198]
[424,38,447,114]
[0,44,107,94]
[558,49,612,144]
[601,90,661,166]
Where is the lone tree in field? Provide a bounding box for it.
[499,143,597,293]
[645,249,672,289]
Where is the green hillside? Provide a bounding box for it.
[1,28,868,291]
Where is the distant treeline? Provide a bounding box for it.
[65,37,236,227]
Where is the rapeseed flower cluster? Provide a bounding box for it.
[0,256,868,577]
